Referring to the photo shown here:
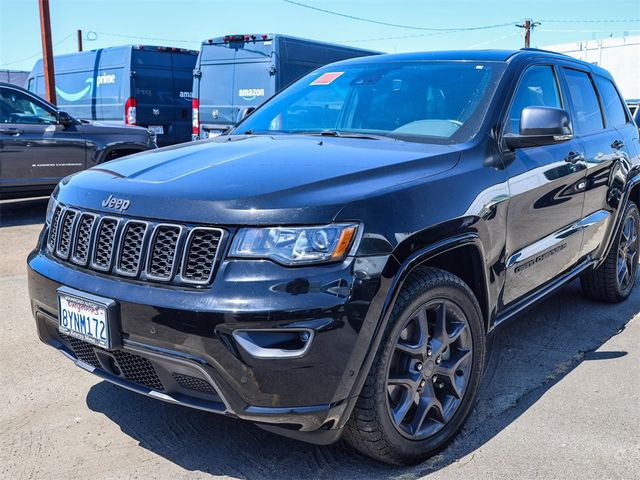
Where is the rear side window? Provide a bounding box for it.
[508,65,562,133]
[594,76,627,128]
[563,68,604,134]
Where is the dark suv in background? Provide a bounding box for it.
[28,49,639,465]
[0,82,156,199]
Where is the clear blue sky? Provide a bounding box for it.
[1,0,639,71]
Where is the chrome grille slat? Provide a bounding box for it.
[116,221,147,276]
[47,205,64,251]
[91,218,119,271]
[147,225,182,281]
[71,213,97,266]
[182,228,223,284]
[55,209,78,259]
[47,206,222,286]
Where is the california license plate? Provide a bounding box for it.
[57,287,118,349]
[149,125,164,134]
[207,129,225,138]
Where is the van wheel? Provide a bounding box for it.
[581,201,639,303]
[343,267,485,465]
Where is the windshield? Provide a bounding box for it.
[235,60,506,144]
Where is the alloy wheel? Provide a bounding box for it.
[385,299,473,440]
[618,214,638,292]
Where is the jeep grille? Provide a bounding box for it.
[46,205,224,286]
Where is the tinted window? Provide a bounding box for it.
[594,76,627,127]
[238,61,506,144]
[563,68,604,134]
[0,88,57,124]
[508,66,561,133]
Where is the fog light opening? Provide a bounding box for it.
[233,329,315,359]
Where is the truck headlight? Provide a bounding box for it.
[230,224,358,265]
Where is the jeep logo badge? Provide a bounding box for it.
[101,194,131,212]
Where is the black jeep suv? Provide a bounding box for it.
[28,50,639,465]
[0,82,156,199]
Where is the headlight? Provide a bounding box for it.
[230,224,359,265]
[45,196,58,225]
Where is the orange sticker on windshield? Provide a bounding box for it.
[310,72,344,85]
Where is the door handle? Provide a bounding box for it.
[611,139,625,150]
[0,128,23,136]
[564,151,584,164]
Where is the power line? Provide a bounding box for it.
[538,28,640,33]
[93,31,199,44]
[283,0,518,32]
[336,29,469,44]
[466,31,521,49]
[541,19,640,23]
[0,32,74,67]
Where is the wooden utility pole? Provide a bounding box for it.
[77,29,83,52]
[516,19,541,48]
[38,0,56,104]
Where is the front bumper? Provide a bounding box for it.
[28,247,391,442]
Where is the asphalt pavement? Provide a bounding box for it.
[1,197,638,480]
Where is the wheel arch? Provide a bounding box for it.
[340,232,491,431]
[630,175,640,208]
[597,171,640,267]
[387,234,491,332]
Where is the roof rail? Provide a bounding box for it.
[519,47,570,57]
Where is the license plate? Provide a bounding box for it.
[149,125,164,134]
[57,288,117,349]
[207,129,225,138]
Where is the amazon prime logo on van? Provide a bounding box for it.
[238,88,265,101]
[101,194,131,212]
[56,72,117,102]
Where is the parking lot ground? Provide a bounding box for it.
[1,198,638,480]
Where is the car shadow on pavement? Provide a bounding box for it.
[0,198,48,227]
[86,273,639,479]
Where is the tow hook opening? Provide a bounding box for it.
[232,329,315,359]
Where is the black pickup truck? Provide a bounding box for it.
[0,82,156,199]
[28,49,639,465]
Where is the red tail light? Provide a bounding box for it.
[192,98,200,136]
[125,97,137,125]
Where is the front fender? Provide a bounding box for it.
[336,231,490,430]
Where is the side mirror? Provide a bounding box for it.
[504,106,572,149]
[57,111,75,128]
[236,107,255,125]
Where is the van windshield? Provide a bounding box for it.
[235,61,506,144]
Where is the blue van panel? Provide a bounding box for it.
[193,35,378,138]
[27,45,197,145]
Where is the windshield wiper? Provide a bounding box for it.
[294,130,398,141]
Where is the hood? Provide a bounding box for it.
[55,135,460,225]
[77,120,151,137]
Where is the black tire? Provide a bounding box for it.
[581,201,639,303]
[344,267,485,465]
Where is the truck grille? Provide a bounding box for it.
[148,225,181,280]
[116,221,147,275]
[47,205,224,286]
[56,209,78,259]
[71,214,97,265]
[92,218,118,271]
